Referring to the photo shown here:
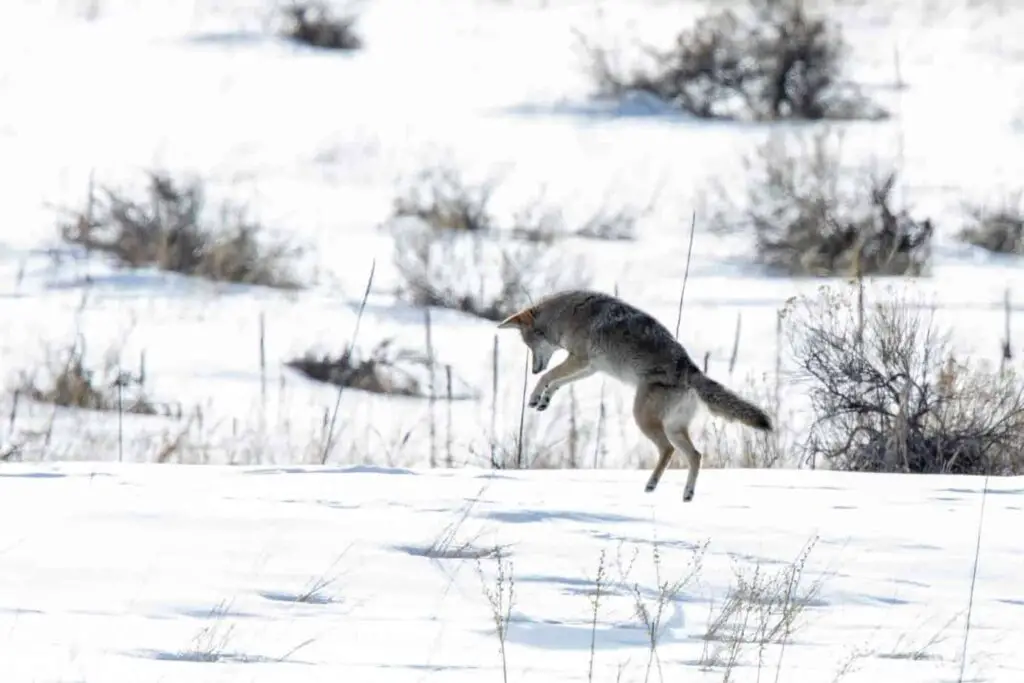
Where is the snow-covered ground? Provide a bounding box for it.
[1,0,1023,466]
[0,463,1020,682]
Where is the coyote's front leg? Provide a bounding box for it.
[528,354,595,411]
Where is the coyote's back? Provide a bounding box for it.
[511,289,771,429]
[534,289,705,387]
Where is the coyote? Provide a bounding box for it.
[498,289,772,501]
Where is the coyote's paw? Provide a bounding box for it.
[528,385,552,411]
[527,390,543,409]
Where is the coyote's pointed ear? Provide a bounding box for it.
[497,308,535,330]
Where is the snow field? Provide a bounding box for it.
[1,463,1021,682]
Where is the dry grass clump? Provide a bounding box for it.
[287,339,427,397]
[286,338,470,399]
[60,170,302,289]
[574,202,648,242]
[18,341,155,415]
[959,193,1024,255]
[700,538,825,671]
[390,164,647,244]
[712,130,933,276]
[392,224,587,322]
[392,166,498,235]
[586,0,884,122]
[388,165,591,321]
[280,2,363,51]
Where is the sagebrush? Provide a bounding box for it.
[786,285,1024,474]
[587,0,884,122]
[712,130,933,276]
[60,171,301,288]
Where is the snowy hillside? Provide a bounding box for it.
[0,0,1023,467]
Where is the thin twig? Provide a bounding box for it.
[445,365,453,467]
[593,380,606,468]
[675,211,697,338]
[425,307,437,467]
[491,335,499,466]
[515,352,529,468]
[728,311,742,376]
[259,312,267,414]
[321,260,376,465]
[117,370,123,463]
[958,474,990,683]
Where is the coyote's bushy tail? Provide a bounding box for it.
[691,372,773,431]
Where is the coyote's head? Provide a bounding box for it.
[497,307,557,375]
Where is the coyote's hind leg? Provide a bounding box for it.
[666,427,702,502]
[633,385,675,493]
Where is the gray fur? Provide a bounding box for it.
[498,289,772,501]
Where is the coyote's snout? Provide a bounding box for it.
[498,289,772,502]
